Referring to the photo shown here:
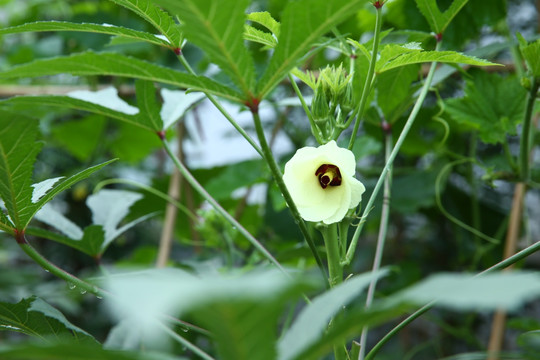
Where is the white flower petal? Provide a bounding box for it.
[297,186,346,223]
[348,177,366,209]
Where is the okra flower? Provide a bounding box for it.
[283,140,366,224]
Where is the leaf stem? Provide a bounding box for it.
[347,4,383,150]
[343,42,441,266]
[160,138,288,274]
[518,77,539,182]
[16,233,106,298]
[358,125,393,360]
[250,110,327,281]
[176,54,263,157]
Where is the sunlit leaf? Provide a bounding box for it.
[244,26,277,48]
[0,296,95,343]
[107,0,182,48]
[257,0,369,98]
[376,50,498,73]
[156,0,256,96]
[0,52,244,102]
[247,12,280,37]
[0,21,172,48]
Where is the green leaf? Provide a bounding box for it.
[396,272,540,311]
[376,50,499,73]
[106,268,318,360]
[376,64,421,122]
[518,34,540,77]
[25,160,117,230]
[0,114,41,230]
[134,80,163,131]
[0,342,177,360]
[279,269,388,360]
[206,160,268,201]
[0,21,172,48]
[415,0,469,34]
[51,115,106,162]
[110,122,162,162]
[156,0,256,97]
[247,12,280,37]
[0,52,244,103]
[244,25,277,48]
[0,89,147,130]
[107,0,182,48]
[257,0,368,98]
[0,296,95,343]
[445,71,527,144]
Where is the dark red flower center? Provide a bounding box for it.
[315,164,342,189]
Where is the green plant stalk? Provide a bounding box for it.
[347,5,383,150]
[365,236,540,360]
[288,73,323,144]
[176,54,263,157]
[358,129,393,360]
[161,138,287,274]
[342,42,441,266]
[17,234,106,297]
[323,223,343,288]
[321,223,346,360]
[251,110,327,279]
[518,77,539,182]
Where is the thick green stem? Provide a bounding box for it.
[518,78,539,182]
[250,110,327,279]
[16,233,106,297]
[323,223,343,288]
[358,128,393,360]
[343,42,441,266]
[176,54,263,157]
[347,5,383,150]
[321,223,345,360]
[161,138,287,274]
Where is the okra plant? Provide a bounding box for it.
[0,0,539,359]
